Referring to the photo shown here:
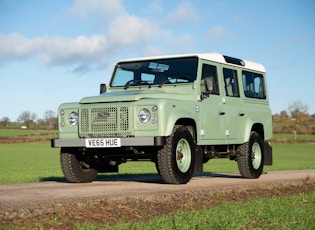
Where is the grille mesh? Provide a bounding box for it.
[80,107,129,136]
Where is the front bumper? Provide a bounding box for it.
[51,136,166,148]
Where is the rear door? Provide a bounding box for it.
[220,66,245,143]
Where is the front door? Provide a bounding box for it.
[199,63,226,141]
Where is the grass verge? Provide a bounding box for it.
[111,191,315,230]
[0,143,314,184]
[5,178,314,229]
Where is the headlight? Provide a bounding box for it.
[68,112,79,126]
[138,109,151,123]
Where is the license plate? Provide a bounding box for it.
[85,138,121,148]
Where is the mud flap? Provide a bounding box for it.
[263,141,272,165]
[194,146,203,174]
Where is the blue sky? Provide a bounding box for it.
[1,0,314,121]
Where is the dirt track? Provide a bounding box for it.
[1,170,314,213]
[1,170,315,227]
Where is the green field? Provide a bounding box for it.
[1,141,314,229]
[272,133,315,142]
[0,129,57,137]
[0,143,314,184]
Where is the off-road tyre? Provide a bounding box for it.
[237,131,264,179]
[157,125,195,184]
[60,151,98,183]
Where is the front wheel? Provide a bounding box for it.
[157,125,195,184]
[237,131,264,179]
[60,150,98,183]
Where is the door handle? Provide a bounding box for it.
[238,112,245,116]
[219,111,225,115]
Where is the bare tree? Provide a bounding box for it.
[44,110,57,129]
[17,111,37,128]
[285,101,311,140]
[0,117,10,128]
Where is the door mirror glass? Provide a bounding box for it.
[100,83,106,94]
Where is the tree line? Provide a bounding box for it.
[273,101,315,140]
[0,110,57,129]
[0,101,315,137]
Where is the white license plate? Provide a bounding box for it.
[85,138,121,148]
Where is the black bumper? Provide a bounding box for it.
[51,136,166,148]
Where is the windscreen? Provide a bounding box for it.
[110,57,198,87]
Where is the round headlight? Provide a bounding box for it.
[138,109,151,123]
[68,112,79,126]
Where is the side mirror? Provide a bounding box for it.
[100,84,106,94]
[201,77,215,100]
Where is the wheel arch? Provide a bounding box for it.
[175,119,203,174]
[251,123,265,140]
[175,118,197,141]
[244,119,265,142]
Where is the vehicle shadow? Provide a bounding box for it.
[39,172,242,184]
[198,172,242,179]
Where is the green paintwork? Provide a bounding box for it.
[56,53,272,146]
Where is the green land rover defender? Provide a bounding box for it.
[51,53,272,184]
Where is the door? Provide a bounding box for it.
[221,67,245,142]
[199,63,226,141]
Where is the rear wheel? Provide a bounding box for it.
[237,131,264,179]
[60,150,98,183]
[157,125,195,184]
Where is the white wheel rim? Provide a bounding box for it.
[176,138,191,173]
[252,142,262,169]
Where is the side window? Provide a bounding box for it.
[223,68,239,97]
[242,71,266,99]
[201,64,219,95]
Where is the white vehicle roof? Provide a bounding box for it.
[117,52,266,73]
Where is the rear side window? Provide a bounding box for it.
[242,71,266,99]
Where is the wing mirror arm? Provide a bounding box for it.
[201,92,210,100]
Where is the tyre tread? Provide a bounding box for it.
[60,152,97,183]
[157,125,195,184]
[237,131,264,179]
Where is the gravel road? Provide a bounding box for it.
[0,170,314,222]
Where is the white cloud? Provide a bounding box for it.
[68,0,124,19]
[0,23,156,72]
[175,33,195,53]
[164,1,199,24]
[208,26,232,42]
[37,35,109,66]
[0,1,202,73]
[148,0,164,14]
[0,33,37,61]
[0,33,110,68]
[108,14,156,46]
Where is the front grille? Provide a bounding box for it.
[80,106,130,137]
